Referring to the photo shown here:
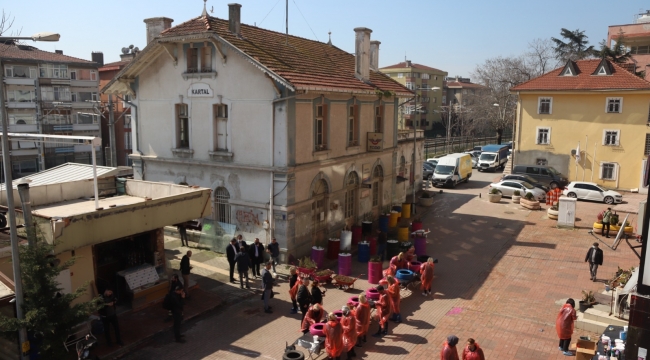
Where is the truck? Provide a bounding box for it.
[477,144,509,172]
[431,153,472,188]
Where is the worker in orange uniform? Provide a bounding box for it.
[340,306,357,360]
[300,303,326,334]
[384,252,407,277]
[351,294,370,347]
[372,285,392,338]
[324,312,344,360]
[556,298,577,356]
[462,338,485,360]
[405,245,417,263]
[441,335,460,360]
[386,275,402,323]
[420,257,435,296]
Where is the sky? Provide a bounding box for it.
[2,0,649,77]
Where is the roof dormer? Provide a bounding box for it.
[592,58,612,76]
[559,60,578,77]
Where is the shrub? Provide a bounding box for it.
[489,188,500,195]
[513,190,521,196]
[524,192,535,200]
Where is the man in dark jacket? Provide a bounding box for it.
[100,289,123,347]
[377,229,387,261]
[235,247,251,289]
[249,238,265,278]
[226,238,240,283]
[170,285,186,343]
[266,237,280,273]
[180,251,192,298]
[296,278,313,322]
[261,261,274,313]
[585,242,604,281]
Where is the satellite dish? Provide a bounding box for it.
[134,47,140,52]
[129,44,134,49]
[121,47,129,54]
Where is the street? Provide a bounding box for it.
[120,168,640,360]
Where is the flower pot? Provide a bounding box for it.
[419,196,433,207]
[547,208,559,220]
[520,198,541,210]
[487,193,502,203]
[512,195,521,204]
[579,300,590,313]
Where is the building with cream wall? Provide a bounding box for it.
[512,59,650,192]
[104,3,419,258]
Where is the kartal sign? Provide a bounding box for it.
[367,132,383,151]
[187,83,214,98]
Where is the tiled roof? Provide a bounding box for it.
[160,16,411,95]
[445,81,487,89]
[0,163,119,191]
[99,60,131,71]
[512,59,650,91]
[380,62,445,73]
[0,43,96,65]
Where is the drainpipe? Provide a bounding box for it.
[16,182,35,247]
[115,95,144,178]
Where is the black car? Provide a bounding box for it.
[501,174,549,192]
[423,162,435,179]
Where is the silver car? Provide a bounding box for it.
[489,179,546,201]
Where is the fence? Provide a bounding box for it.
[424,132,513,159]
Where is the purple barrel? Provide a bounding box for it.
[368,261,382,284]
[338,253,352,276]
[414,234,427,256]
[365,287,380,300]
[311,246,325,269]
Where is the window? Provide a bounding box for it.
[70,70,76,80]
[90,70,97,81]
[538,97,552,114]
[213,104,228,151]
[40,87,71,102]
[76,113,99,124]
[311,179,328,232]
[433,97,437,103]
[374,106,383,133]
[397,73,404,78]
[600,162,617,180]
[399,156,406,177]
[201,46,212,72]
[124,132,132,150]
[214,187,231,224]
[187,48,199,73]
[344,172,359,219]
[12,159,37,175]
[8,113,36,125]
[645,134,650,156]
[71,93,77,102]
[631,45,650,54]
[6,89,36,102]
[442,96,446,104]
[314,104,328,151]
[525,167,540,175]
[372,165,383,207]
[421,73,430,80]
[603,130,620,146]
[75,92,97,102]
[536,127,550,145]
[606,97,622,113]
[39,64,68,78]
[124,114,132,129]
[434,76,438,80]
[347,105,358,146]
[176,104,190,148]
[536,158,548,165]
[405,82,414,90]
[5,65,37,78]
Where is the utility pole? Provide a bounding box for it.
[108,95,117,167]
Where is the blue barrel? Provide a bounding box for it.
[358,242,370,263]
[378,215,389,233]
[395,269,414,283]
[392,205,402,213]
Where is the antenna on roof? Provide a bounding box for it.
[202,0,208,17]
[285,0,289,45]
[327,31,332,46]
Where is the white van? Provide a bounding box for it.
[432,153,472,188]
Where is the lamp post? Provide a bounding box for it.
[411,85,439,215]
[0,32,60,359]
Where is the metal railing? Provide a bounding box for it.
[424,132,512,159]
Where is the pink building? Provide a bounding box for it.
[607,10,650,81]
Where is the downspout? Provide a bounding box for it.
[514,91,522,166]
[115,95,144,178]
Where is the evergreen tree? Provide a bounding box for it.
[598,32,632,64]
[0,238,101,359]
[551,28,597,62]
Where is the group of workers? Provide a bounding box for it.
[441,335,486,360]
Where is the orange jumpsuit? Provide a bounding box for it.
[388,282,401,315]
[420,262,434,292]
[375,291,392,326]
[462,343,485,360]
[353,302,370,337]
[385,256,407,277]
[341,314,358,351]
[324,320,344,358]
[300,306,325,333]
[440,341,460,360]
[555,304,577,340]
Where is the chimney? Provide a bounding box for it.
[354,27,372,82]
[369,41,380,71]
[228,3,242,35]
[406,60,412,67]
[143,17,174,44]
[92,51,104,66]
[55,50,63,54]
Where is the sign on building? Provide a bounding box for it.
[367,132,383,152]
[187,82,214,98]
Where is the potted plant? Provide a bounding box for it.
[512,190,521,204]
[487,188,502,203]
[579,290,596,312]
[297,256,317,275]
[520,192,541,210]
[419,191,434,207]
[547,202,559,220]
[368,256,383,284]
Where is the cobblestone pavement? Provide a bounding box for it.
[121,170,640,360]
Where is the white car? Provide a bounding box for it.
[464,152,478,168]
[562,182,623,204]
[489,180,546,202]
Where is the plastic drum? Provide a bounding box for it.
[351,226,362,246]
[338,253,352,276]
[365,287,380,301]
[395,269,414,282]
[327,238,340,260]
[388,211,400,228]
[386,240,399,258]
[361,221,372,235]
[379,215,389,233]
[368,261,382,284]
[367,236,377,255]
[414,235,426,256]
[397,226,409,242]
[411,221,423,232]
[401,203,411,219]
[311,246,325,269]
[357,242,370,263]
[409,261,422,274]
[310,323,325,337]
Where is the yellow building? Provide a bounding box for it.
[512,59,650,191]
[380,61,447,131]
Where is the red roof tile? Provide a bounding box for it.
[160,16,411,95]
[380,62,445,73]
[99,60,131,72]
[0,43,96,65]
[512,59,650,91]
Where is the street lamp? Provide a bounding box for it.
[411,85,438,215]
[0,32,60,359]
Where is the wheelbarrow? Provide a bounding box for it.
[332,274,365,291]
[311,269,334,284]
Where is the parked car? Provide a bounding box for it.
[501,174,549,192]
[478,144,509,171]
[464,152,479,168]
[423,162,435,179]
[489,180,546,202]
[562,182,623,204]
[512,164,569,189]
[426,158,439,166]
[466,150,481,158]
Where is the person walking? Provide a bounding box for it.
[99,289,123,347]
[301,303,326,334]
[297,278,313,322]
[372,285,392,338]
[602,207,612,238]
[556,298,577,356]
[166,274,183,318]
[441,335,460,360]
[585,242,604,282]
[170,285,186,343]
[234,247,251,289]
[340,306,357,360]
[261,261,274,313]
[420,257,435,296]
[352,294,370,346]
[376,229,387,262]
[288,267,299,314]
[462,338,485,360]
[176,223,189,247]
[386,275,402,323]
[226,238,240,284]
[180,251,192,298]
[249,238,265,278]
[311,279,324,306]
[324,312,344,360]
[266,237,280,273]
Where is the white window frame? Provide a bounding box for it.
[599,162,618,180]
[421,73,430,80]
[397,73,403,78]
[602,129,620,146]
[537,97,553,114]
[597,66,607,75]
[213,104,228,151]
[535,127,551,145]
[90,70,97,81]
[606,97,623,113]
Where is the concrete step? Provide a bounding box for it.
[575,311,609,334]
[583,307,628,327]
[502,160,512,175]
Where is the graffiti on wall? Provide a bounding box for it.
[235,208,265,233]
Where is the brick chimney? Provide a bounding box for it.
[55,50,63,54]
[228,3,242,36]
[354,27,372,82]
[92,52,104,66]
[143,17,174,44]
[370,40,380,71]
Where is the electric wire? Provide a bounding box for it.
[259,0,282,27]
[292,0,319,42]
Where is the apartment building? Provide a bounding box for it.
[380,61,447,132]
[443,76,487,106]
[607,10,650,81]
[0,41,103,180]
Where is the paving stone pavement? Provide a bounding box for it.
[121,180,640,360]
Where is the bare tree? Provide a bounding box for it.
[0,10,21,39]
[526,38,559,77]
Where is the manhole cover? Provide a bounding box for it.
[504,211,514,214]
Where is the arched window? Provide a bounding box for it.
[312,179,328,232]
[372,165,383,208]
[214,187,231,223]
[344,172,359,219]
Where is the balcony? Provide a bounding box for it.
[38,78,70,86]
[3,78,36,86]
[397,129,425,142]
